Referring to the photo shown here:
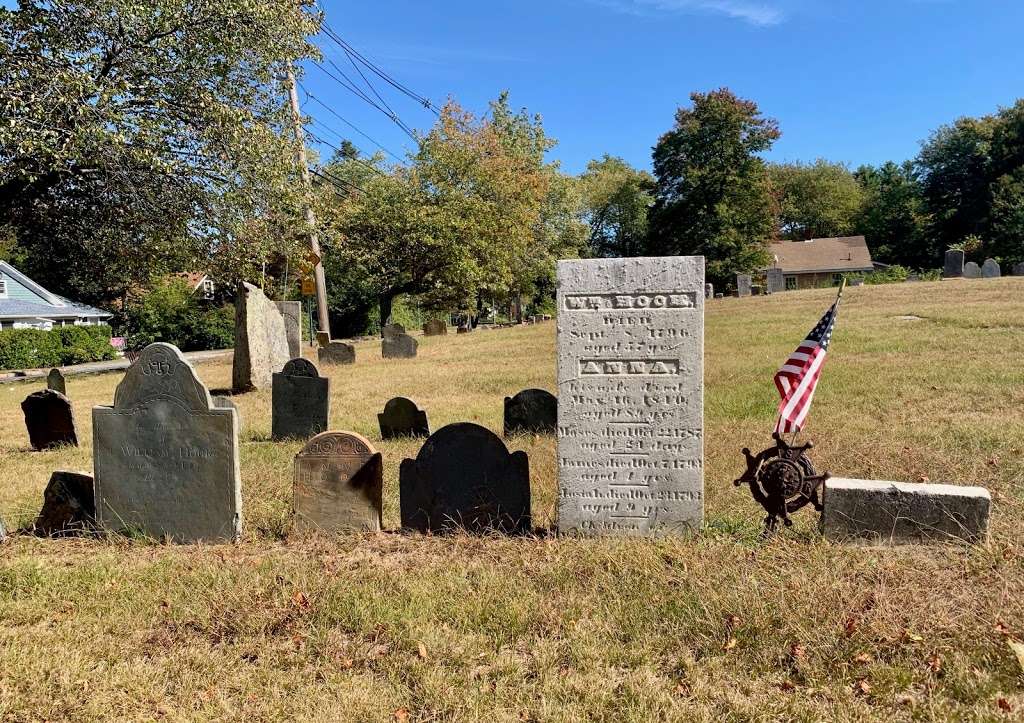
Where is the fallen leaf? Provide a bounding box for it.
[417,642,428,660]
[843,617,859,637]
[790,643,807,660]
[1008,640,1024,673]
[674,681,690,696]
[997,697,1013,713]
[852,652,872,665]
[917,475,930,483]
[394,708,410,721]
[725,614,741,628]
[854,678,872,696]
[901,630,924,643]
[996,621,1014,638]
[927,654,943,673]
[338,657,354,669]
[723,637,738,651]
[780,680,796,692]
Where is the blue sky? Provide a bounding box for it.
[305,0,1024,174]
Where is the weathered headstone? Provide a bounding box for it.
[274,301,303,358]
[556,257,704,536]
[293,431,382,533]
[378,397,430,439]
[382,324,418,359]
[943,249,964,278]
[272,358,329,440]
[704,283,713,300]
[22,389,78,450]
[821,478,990,545]
[504,389,557,437]
[400,422,530,534]
[457,325,471,334]
[47,368,66,395]
[963,261,982,279]
[318,340,355,366]
[33,470,95,536]
[982,258,1001,278]
[766,267,785,293]
[1013,262,1024,276]
[93,343,241,543]
[736,274,752,297]
[423,319,448,336]
[0,514,6,543]
[232,282,290,393]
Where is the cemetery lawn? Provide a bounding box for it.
[4,279,1024,722]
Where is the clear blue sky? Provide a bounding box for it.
[306,0,1023,174]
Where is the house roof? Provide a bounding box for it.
[767,236,874,274]
[175,272,211,291]
[0,261,112,320]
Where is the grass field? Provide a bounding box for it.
[2,279,1024,721]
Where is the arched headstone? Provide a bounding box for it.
[378,397,430,439]
[22,389,77,450]
[982,258,1001,278]
[272,358,329,440]
[963,261,982,279]
[503,389,557,437]
[293,431,382,533]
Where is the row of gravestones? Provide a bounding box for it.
[943,250,1023,279]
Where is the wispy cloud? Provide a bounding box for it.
[591,0,785,26]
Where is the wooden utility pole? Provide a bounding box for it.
[285,62,331,342]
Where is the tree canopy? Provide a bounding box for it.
[769,159,863,241]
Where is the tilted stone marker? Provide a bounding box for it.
[293,431,382,533]
[47,368,66,395]
[275,301,303,358]
[963,261,982,279]
[504,388,557,437]
[556,257,704,536]
[378,397,430,439]
[272,358,329,440]
[820,478,990,545]
[318,340,355,366]
[232,282,290,393]
[944,249,964,278]
[423,319,448,336]
[766,267,785,293]
[382,324,418,359]
[736,274,752,297]
[22,389,78,450]
[93,343,241,543]
[33,470,95,536]
[982,258,1001,278]
[400,422,530,534]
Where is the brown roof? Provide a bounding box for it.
[175,272,210,291]
[767,236,873,274]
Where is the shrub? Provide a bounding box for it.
[122,278,234,352]
[0,324,115,370]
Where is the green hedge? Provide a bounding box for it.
[0,324,117,371]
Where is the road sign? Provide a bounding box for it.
[305,250,321,266]
[301,277,316,296]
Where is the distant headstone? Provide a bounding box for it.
[556,257,704,536]
[93,343,241,543]
[1013,262,1024,276]
[736,274,752,297]
[503,389,557,437]
[943,249,964,278]
[378,397,430,439]
[293,431,383,533]
[848,278,864,287]
[457,325,471,334]
[714,293,723,298]
[33,470,95,536]
[766,267,786,293]
[233,282,290,393]
[47,368,66,395]
[423,319,448,336]
[0,514,6,543]
[704,283,713,300]
[213,396,237,411]
[400,422,530,534]
[982,258,1001,278]
[275,301,303,358]
[22,389,78,450]
[821,478,990,545]
[963,261,982,279]
[382,324,418,359]
[272,358,329,440]
[318,341,355,366]
[906,273,921,282]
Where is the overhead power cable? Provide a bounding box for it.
[305,127,388,178]
[298,83,405,163]
[310,167,366,196]
[310,59,418,142]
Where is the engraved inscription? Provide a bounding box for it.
[564,292,698,310]
[579,359,680,376]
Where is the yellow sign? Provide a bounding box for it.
[301,278,316,296]
[305,250,321,266]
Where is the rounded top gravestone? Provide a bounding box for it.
[982,258,1001,278]
[272,357,329,441]
[293,431,383,533]
[47,368,67,395]
[378,397,430,439]
[503,389,557,437]
[281,357,319,377]
[22,388,78,450]
[963,261,982,279]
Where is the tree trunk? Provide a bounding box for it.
[379,294,395,336]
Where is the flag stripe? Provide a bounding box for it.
[772,297,841,434]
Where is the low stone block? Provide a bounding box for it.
[318,341,355,366]
[820,477,990,545]
[47,368,67,395]
[22,389,78,450]
[33,470,95,536]
[382,325,417,359]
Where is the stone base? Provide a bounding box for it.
[318,341,355,365]
[820,478,990,545]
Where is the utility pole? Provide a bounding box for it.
[285,62,331,343]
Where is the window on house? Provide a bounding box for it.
[202,279,215,299]
[785,276,798,291]
[0,278,7,297]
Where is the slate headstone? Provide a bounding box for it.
[275,301,303,358]
[943,249,964,278]
[382,324,418,359]
[318,340,355,366]
[232,282,290,393]
[963,261,982,279]
[293,431,383,533]
[766,267,785,293]
[503,388,557,437]
[423,319,448,336]
[22,389,78,450]
[704,283,713,300]
[400,422,530,534]
[556,257,704,536]
[1013,262,1024,277]
[47,368,66,395]
[982,258,1001,278]
[378,397,430,439]
[736,274,752,297]
[93,342,241,543]
[272,358,329,441]
[33,470,95,536]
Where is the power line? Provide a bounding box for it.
[305,127,388,178]
[298,83,405,163]
[310,166,366,196]
[311,59,418,142]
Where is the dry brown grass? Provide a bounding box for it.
[2,279,1024,721]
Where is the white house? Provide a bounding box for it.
[0,261,113,330]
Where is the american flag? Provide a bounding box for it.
[774,287,844,434]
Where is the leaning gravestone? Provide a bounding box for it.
[504,388,557,437]
[22,389,78,450]
[982,258,1001,278]
[423,319,448,336]
[272,358,329,440]
[293,431,383,533]
[232,282,290,393]
[556,257,704,536]
[382,324,418,359]
[47,368,66,395]
[736,274,752,298]
[766,267,785,293]
[400,422,530,534]
[944,249,964,278]
[33,470,95,536]
[378,397,430,439]
[963,261,982,279]
[274,301,303,358]
[93,343,241,543]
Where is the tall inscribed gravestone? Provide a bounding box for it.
[272,358,329,440]
[93,343,242,543]
[556,257,704,536]
[233,282,290,393]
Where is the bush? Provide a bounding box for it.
[0,324,116,370]
[122,278,235,352]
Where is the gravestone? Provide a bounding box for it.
[93,343,241,543]
[318,340,355,366]
[0,514,6,543]
[944,249,964,278]
[556,257,704,536]
[423,319,448,336]
[382,324,418,359]
[272,358,329,440]
[275,301,303,358]
[982,258,1001,278]
[378,397,430,439]
[766,267,785,293]
[704,283,713,300]
[457,325,471,334]
[821,478,990,545]
[33,470,95,536]
[963,261,982,279]
[213,396,237,412]
[22,389,78,450]
[293,431,382,533]
[400,422,530,534]
[504,389,557,437]
[736,274,752,297]
[232,282,290,393]
[1013,262,1024,276]
[47,368,66,395]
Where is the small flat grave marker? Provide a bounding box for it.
[378,397,430,439]
[293,431,383,533]
[503,389,557,437]
[22,389,78,450]
[318,341,355,366]
[272,358,329,440]
[47,368,67,395]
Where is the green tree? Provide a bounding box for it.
[580,155,654,258]
[648,88,779,285]
[853,161,930,267]
[770,159,864,240]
